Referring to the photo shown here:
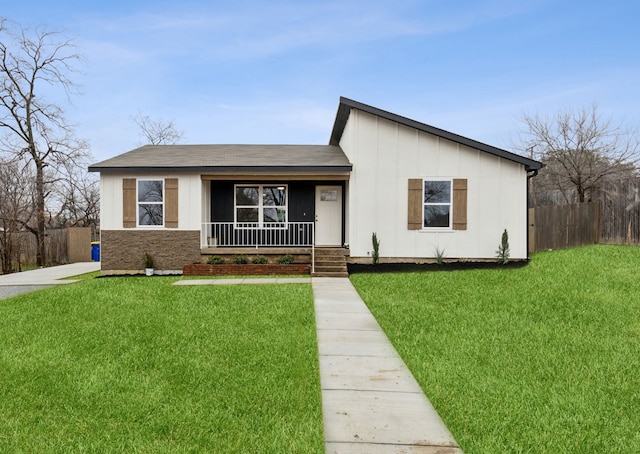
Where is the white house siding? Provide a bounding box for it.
[100,173,202,230]
[201,180,211,225]
[340,110,528,261]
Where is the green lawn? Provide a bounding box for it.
[0,277,323,453]
[351,245,640,453]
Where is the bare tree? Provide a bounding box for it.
[49,158,100,229]
[0,20,88,266]
[133,112,184,145]
[0,156,35,273]
[520,104,640,204]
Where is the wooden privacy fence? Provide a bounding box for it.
[530,195,640,252]
[17,229,69,265]
[8,227,94,266]
[529,203,600,252]
[598,178,640,245]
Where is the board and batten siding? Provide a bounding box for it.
[100,173,203,230]
[339,109,528,260]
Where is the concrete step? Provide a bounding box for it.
[314,260,347,266]
[315,260,347,266]
[312,271,349,278]
[315,255,347,262]
[314,247,349,277]
[315,267,348,274]
[314,261,348,268]
[315,248,349,256]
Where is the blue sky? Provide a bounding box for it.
[3,0,640,162]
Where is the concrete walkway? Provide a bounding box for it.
[0,262,100,300]
[176,275,462,453]
[312,277,462,454]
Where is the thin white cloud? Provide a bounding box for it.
[73,0,541,63]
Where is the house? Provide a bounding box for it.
[88,97,543,275]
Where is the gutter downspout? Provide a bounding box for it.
[526,169,539,259]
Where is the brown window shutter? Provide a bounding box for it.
[165,178,179,228]
[452,178,468,230]
[123,178,137,228]
[407,178,423,230]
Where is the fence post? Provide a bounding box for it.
[528,207,536,253]
[594,200,601,244]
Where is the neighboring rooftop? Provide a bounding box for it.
[89,144,353,173]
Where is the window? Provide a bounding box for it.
[408,178,467,231]
[138,180,164,226]
[123,178,178,229]
[423,180,452,228]
[235,184,287,227]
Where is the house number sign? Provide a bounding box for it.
[321,190,338,201]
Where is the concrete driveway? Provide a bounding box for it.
[0,262,100,300]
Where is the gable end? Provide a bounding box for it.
[330,97,543,172]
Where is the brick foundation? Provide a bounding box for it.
[200,250,311,264]
[101,230,200,274]
[183,263,311,276]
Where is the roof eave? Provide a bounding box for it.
[329,100,352,146]
[88,165,353,173]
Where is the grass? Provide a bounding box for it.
[0,276,323,453]
[62,270,102,280]
[351,245,640,453]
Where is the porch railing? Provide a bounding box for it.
[201,222,314,249]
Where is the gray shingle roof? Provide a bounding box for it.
[89,144,352,173]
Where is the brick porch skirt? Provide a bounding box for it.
[183,263,311,276]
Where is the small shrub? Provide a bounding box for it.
[143,253,154,268]
[206,255,225,264]
[372,232,380,265]
[278,254,294,264]
[434,246,445,265]
[496,229,510,264]
[233,255,249,264]
[251,255,268,264]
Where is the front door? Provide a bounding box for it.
[315,185,342,246]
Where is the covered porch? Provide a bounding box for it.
[192,143,352,275]
[200,174,350,276]
[200,177,349,250]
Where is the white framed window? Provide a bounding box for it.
[234,184,287,228]
[423,179,452,229]
[138,179,164,226]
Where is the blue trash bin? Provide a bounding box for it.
[91,242,100,261]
